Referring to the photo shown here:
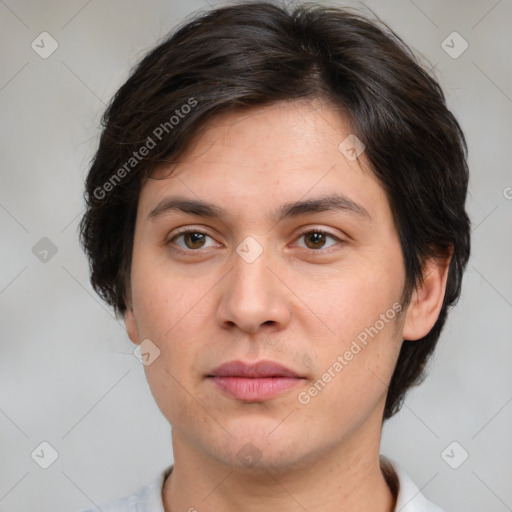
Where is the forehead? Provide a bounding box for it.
[137,100,389,224]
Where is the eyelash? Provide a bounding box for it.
[167,228,344,254]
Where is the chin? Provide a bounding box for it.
[208,428,313,473]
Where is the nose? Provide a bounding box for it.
[215,245,291,335]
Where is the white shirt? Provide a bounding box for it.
[77,456,443,512]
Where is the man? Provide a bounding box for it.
[78,2,470,511]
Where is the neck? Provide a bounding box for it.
[162,427,396,512]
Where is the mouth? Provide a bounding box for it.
[207,360,306,402]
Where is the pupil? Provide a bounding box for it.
[307,232,325,248]
[187,233,205,248]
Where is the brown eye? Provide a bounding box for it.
[170,230,217,251]
[296,230,341,250]
[304,232,327,249]
[183,232,206,249]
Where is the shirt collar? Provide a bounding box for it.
[381,455,443,511]
[138,458,443,512]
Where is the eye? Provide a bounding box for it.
[294,230,343,250]
[169,230,219,251]
[167,228,343,253]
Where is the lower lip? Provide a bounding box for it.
[209,376,303,401]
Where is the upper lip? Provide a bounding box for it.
[208,360,303,378]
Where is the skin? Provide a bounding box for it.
[124,99,451,512]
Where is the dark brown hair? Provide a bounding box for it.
[79,1,470,420]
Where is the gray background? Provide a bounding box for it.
[0,0,511,510]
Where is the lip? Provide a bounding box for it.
[207,360,305,402]
[209,360,302,379]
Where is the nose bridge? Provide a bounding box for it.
[234,247,272,296]
[232,240,277,305]
[216,239,290,333]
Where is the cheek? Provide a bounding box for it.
[131,260,200,334]
[138,289,207,429]
[292,264,404,406]
[298,315,402,437]
[130,275,204,407]
[294,260,403,342]
[143,361,202,435]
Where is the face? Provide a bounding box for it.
[124,99,415,472]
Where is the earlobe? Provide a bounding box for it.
[124,306,140,345]
[402,250,452,341]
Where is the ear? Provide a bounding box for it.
[124,305,141,346]
[402,249,452,341]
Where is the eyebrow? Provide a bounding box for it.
[148,194,371,223]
